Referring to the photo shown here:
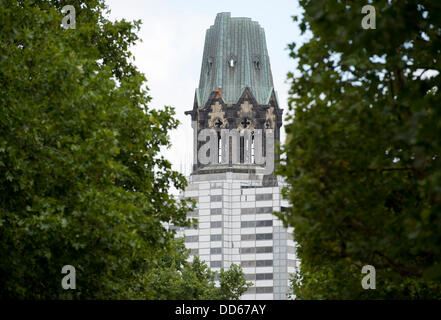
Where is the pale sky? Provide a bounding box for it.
[105,0,305,180]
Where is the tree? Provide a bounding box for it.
[0,0,248,299]
[278,0,441,299]
[136,239,251,300]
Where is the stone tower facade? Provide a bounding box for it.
[178,12,297,300]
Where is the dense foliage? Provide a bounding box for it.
[141,240,250,300]
[278,0,441,299]
[0,0,248,299]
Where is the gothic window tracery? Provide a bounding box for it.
[241,118,251,128]
[265,107,275,129]
[208,102,228,129]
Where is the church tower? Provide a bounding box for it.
[185,12,283,183]
[179,12,297,300]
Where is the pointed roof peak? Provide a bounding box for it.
[196,13,274,106]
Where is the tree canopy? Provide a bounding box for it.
[141,240,250,300]
[0,0,248,299]
[278,0,441,299]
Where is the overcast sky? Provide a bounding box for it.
[105,0,305,179]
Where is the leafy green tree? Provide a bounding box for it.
[0,0,248,299]
[217,263,251,300]
[278,0,441,299]
[135,239,251,300]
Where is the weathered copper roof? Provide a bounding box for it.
[196,12,275,106]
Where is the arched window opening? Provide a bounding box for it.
[207,56,214,75]
[251,131,255,164]
[253,55,261,70]
[227,55,237,68]
[218,132,222,164]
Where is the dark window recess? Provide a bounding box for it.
[241,208,255,215]
[240,246,272,254]
[241,220,272,228]
[253,55,261,70]
[185,235,198,243]
[256,246,273,253]
[210,247,222,255]
[256,220,273,227]
[256,207,273,214]
[241,260,256,268]
[210,195,222,202]
[256,273,273,280]
[210,221,222,228]
[241,234,255,241]
[256,287,273,294]
[210,261,222,268]
[256,194,272,201]
[256,233,273,240]
[241,221,255,228]
[207,57,214,75]
[210,234,222,241]
[239,247,255,254]
[210,208,222,215]
[256,260,273,267]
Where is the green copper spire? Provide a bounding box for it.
[196,12,275,106]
